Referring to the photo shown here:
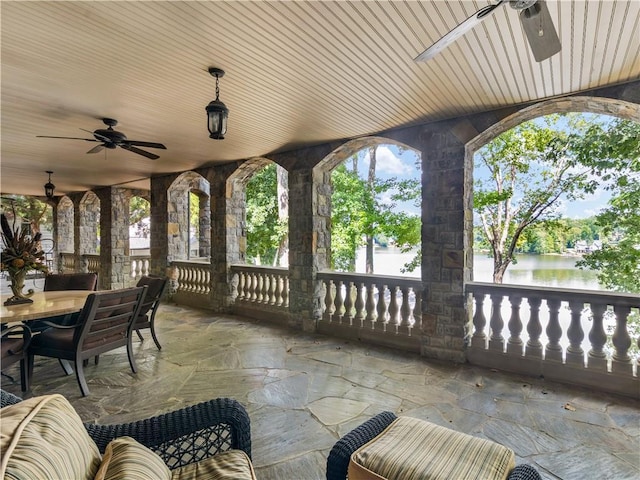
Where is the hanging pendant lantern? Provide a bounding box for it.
[206,67,228,140]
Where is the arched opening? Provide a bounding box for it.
[167,172,211,262]
[318,137,422,277]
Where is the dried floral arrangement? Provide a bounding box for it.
[0,208,49,277]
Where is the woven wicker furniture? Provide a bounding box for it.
[0,391,254,479]
[326,411,542,480]
[27,286,147,396]
[133,275,168,350]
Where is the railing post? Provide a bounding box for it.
[275,274,284,306]
[545,298,563,362]
[611,305,632,374]
[399,286,412,335]
[354,282,365,328]
[525,297,543,358]
[566,300,585,366]
[413,287,423,330]
[335,280,345,325]
[376,284,388,332]
[322,279,333,322]
[282,277,289,308]
[488,294,504,352]
[388,286,399,334]
[343,281,354,326]
[471,291,487,349]
[365,283,376,329]
[507,295,523,355]
[587,303,608,371]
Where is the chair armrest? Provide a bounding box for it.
[36,320,81,329]
[326,411,397,480]
[85,397,252,469]
[508,464,543,480]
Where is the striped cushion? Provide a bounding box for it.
[349,417,515,480]
[94,436,171,480]
[0,394,101,480]
[172,450,257,480]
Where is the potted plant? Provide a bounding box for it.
[1,211,49,305]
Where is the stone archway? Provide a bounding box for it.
[167,172,211,262]
[314,136,421,273]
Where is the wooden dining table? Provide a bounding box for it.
[0,290,92,324]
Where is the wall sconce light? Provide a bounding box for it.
[44,170,55,199]
[206,67,229,140]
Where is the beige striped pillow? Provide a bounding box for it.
[0,394,102,480]
[349,417,515,480]
[94,436,171,480]
[172,450,257,480]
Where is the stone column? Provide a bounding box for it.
[202,163,242,311]
[286,166,329,331]
[418,126,468,363]
[95,187,130,290]
[66,193,84,272]
[150,174,178,277]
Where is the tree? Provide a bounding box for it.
[574,118,640,293]
[331,153,421,273]
[474,114,596,283]
[245,164,288,266]
[1,195,51,235]
[129,196,150,237]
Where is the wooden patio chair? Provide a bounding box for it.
[27,286,147,397]
[133,276,168,350]
[28,272,98,334]
[1,324,31,392]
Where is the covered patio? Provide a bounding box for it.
[1,1,639,478]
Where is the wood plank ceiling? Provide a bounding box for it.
[1,1,639,197]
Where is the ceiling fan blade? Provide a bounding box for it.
[124,140,167,150]
[120,144,160,160]
[414,1,506,62]
[36,135,99,142]
[520,1,561,62]
[80,128,112,143]
[86,144,105,154]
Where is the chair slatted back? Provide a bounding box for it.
[135,276,168,318]
[74,286,147,354]
[44,273,98,292]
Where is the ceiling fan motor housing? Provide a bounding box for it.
[94,128,127,146]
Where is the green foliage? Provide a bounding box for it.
[330,158,421,272]
[129,196,150,225]
[575,119,640,293]
[245,164,288,266]
[474,114,603,282]
[1,195,51,234]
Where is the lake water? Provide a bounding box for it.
[356,246,603,291]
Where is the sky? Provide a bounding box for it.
[351,114,616,220]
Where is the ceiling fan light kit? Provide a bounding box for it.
[415,0,561,63]
[206,67,229,140]
[36,118,167,160]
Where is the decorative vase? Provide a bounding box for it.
[4,270,35,306]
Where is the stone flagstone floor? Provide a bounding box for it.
[2,301,639,479]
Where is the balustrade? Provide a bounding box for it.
[466,282,640,397]
[130,256,150,281]
[317,271,424,351]
[172,261,211,295]
[231,264,289,309]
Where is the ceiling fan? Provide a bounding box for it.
[37,118,167,160]
[415,0,561,63]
